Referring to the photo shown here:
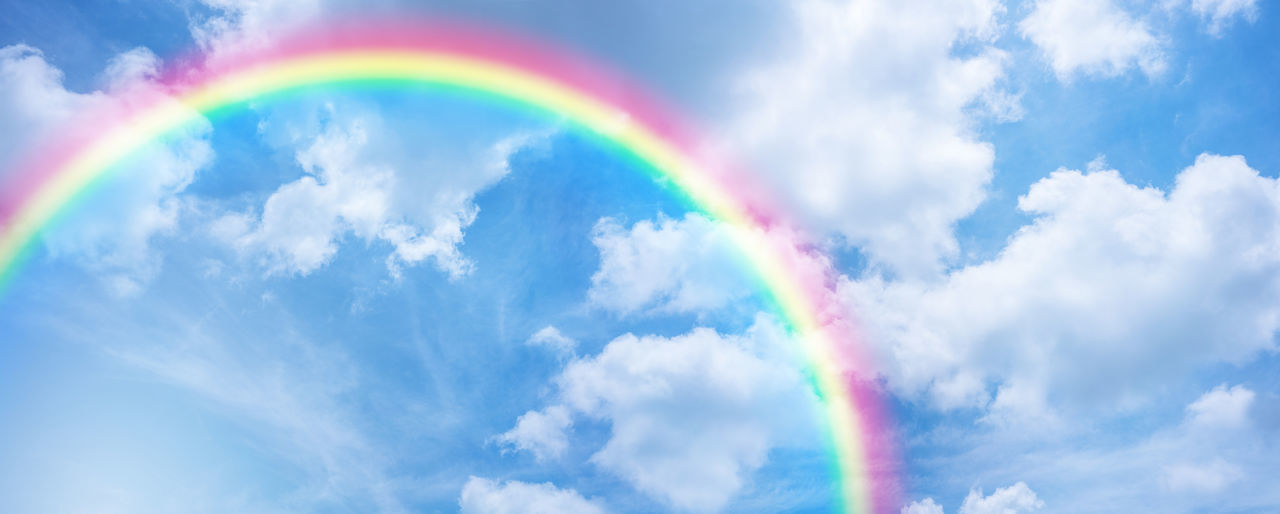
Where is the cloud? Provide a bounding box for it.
[1154,384,1255,495]
[958,482,1043,514]
[526,326,578,356]
[900,482,1042,514]
[844,154,1280,421]
[495,405,573,461]
[1020,0,1165,79]
[588,213,754,315]
[111,314,406,511]
[1160,459,1243,495]
[902,497,945,514]
[0,45,212,295]
[458,477,607,514]
[501,316,820,512]
[1187,0,1259,35]
[188,0,324,62]
[215,104,544,278]
[1186,383,1256,429]
[899,377,1277,509]
[723,0,1009,278]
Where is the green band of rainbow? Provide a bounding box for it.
[0,20,899,512]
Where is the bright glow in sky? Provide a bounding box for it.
[1,1,1278,513]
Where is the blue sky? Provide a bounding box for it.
[1,0,1277,513]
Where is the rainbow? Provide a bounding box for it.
[0,19,899,512]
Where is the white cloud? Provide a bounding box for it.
[216,105,544,278]
[902,497,945,514]
[899,483,1043,514]
[1020,0,1165,79]
[502,317,819,512]
[1160,459,1243,494]
[526,326,577,356]
[958,482,1043,514]
[844,154,1280,421]
[188,0,323,63]
[1155,384,1255,496]
[458,477,607,514]
[724,0,1009,278]
[1186,383,1256,429]
[1188,0,1259,35]
[0,45,212,295]
[588,213,754,315]
[496,405,573,461]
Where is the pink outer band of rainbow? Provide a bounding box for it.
[0,19,900,513]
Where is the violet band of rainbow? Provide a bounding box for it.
[0,21,899,513]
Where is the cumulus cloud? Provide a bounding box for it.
[844,154,1280,421]
[458,477,607,514]
[900,483,1042,514]
[958,482,1043,514]
[588,214,754,315]
[1186,383,1256,429]
[501,317,820,512]
[1020,0,1165,79]
[902,497,945,514]
[526,326,578,356]
[0,45,212,295]
[496,405,573,461]
[724,0,1009,278]
[215,105,544,278]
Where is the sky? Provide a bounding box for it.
[0,0,1277,513]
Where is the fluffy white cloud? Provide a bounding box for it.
[724,0,1009,278]
[496,405,573,461]
[1020,0,1164,79]
[844,154,1280,420]
[501,317,819,512]
[958,482,1043,514]
[458,477,607,514]
[902,497,945,514]
[588,214,753,315]
[900,483,1042,514]
[1186,383,1256,429]
[526,326,578,356]
[0,45,212,295]
[1188,0,1259,35]
[215,105,543,278]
